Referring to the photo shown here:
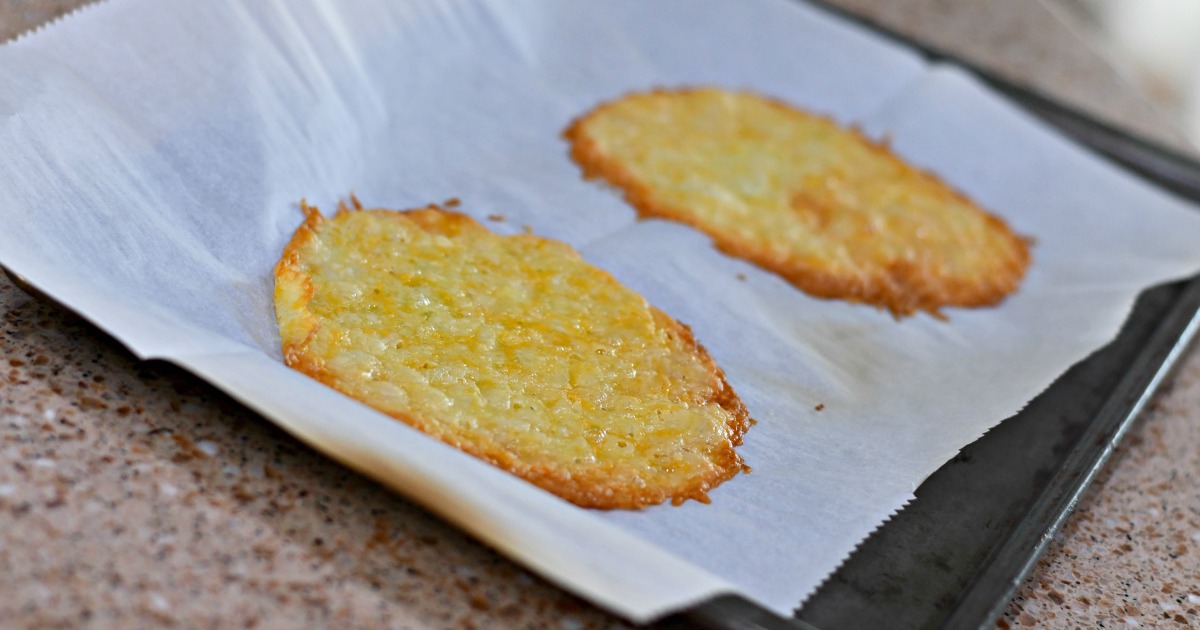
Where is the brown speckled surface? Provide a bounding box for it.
[2,1,1199,629]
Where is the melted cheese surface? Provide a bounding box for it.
[275,206,747,508]
[568,88,1030,316]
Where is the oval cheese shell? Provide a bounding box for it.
[274,200,751,509]
[565,88,1031,318]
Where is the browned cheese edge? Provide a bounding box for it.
[274,197,752,509]
[563,87,1033,318]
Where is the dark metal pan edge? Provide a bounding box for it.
[951,276,1200,630]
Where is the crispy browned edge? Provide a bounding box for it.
[563,87,1033,318]
[274,196,752,510]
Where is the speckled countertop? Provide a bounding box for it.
[2,1,1199,628]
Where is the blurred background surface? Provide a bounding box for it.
[1046,0,1200,148]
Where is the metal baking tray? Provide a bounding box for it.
[658,3,1200,629]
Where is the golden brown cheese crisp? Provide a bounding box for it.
[564,88,1031,317]
[274,198,751,509]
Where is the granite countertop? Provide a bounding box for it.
[3,1,1199,628]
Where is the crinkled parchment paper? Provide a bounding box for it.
[3,0,1200,621]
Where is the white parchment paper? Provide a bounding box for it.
[4,0,1200,621]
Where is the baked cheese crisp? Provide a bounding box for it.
[565,88,1031,317]
[274,198,751,509]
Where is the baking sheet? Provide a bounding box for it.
[3,0,1200,622]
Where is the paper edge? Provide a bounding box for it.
[795,493,916,612]
[5,0,114,47]
[170,350,751,624]
[0,258,252,361]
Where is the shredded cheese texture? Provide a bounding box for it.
[565,87,1031,317]
[274,200,750,509]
